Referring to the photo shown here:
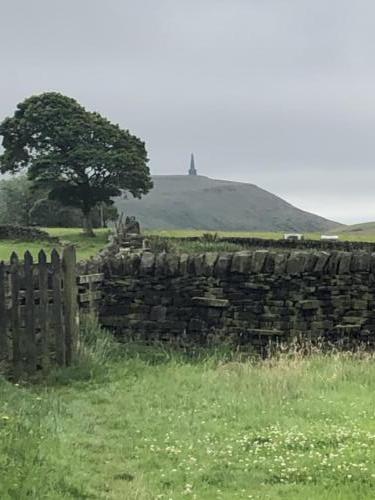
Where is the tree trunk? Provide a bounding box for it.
[100,203,105,228]
[82,210,95,237]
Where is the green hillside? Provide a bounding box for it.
[328,221,375,241]
[115,175,338,232]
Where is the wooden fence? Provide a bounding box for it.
[0,246,102,378]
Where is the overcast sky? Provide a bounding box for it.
[1,0,375,224]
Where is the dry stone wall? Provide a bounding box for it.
[99,249,375,351]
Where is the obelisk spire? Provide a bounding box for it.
[188,153,197,176]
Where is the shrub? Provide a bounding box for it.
[0,224,57,242]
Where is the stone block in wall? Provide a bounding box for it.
[188,318,207,332]
[274,253,288,274]
[186,255,196,274]
[114,254,139,276]
[314,252,330,273]
[333,324,362,335]
[165,254,180,276]
[298,300,320,310]
[263,252,276,273]
[242,282,270,291]
[351,299,368,310]
[309,321,326,335]
[341,316,366,326]
[231,251,252,274]
[303,252,318,272]
[240,328,284,337]
[179,254,189,274]
[351,252,371,272]
[286,252,306,274]
[158,320,187,333]
[337,252,352,274]
[214,253,233,277]
[205,307,224,319]
[99,316,130,327]
[251,250,268,273]
[203,253,219,276]
[331,295,351,309]
[327,251,340,275]
[234,310,259,321]
[150,305,167,321]
[161,296,173,306]
[192,297,229,308]
[155,252,167,274]
[139,252,155,275]
[242,301,264,314]
[194,254,206,275]
[100,304,131,315]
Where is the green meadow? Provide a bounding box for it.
[0,228,110,262]
[1,323,375,499]
[2,226,375,263]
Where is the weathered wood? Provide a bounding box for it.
[2,246,82,376]
[24,251,36,374]
[0,261,7,361]
[38,250,49,371]
[10,252,21,377]
[51,249,65,366]
[79,290,102,303]
[78,273,104,284]
[62,246,78,365]
[18,289,53,300]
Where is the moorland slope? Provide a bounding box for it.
[115,175,338,232]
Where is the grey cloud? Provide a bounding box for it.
[1,0,375,223]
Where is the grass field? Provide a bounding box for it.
[1,323,375,499]
[0,228,110,262]
[146,228,375,242]
[3,225,375,263]
[145,229,308,239]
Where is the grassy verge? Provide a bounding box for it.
[1,324,375,499]
[0,227,110,262]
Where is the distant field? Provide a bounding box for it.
[0,227,110,262]
[146,228,375,243]
[3,226,375,263]
[145,229,319,239]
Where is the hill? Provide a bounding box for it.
[115,175,338,232]
[328,221,375,240]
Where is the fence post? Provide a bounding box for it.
[0,261,7,362]
[10,252,22,377]
[24,251,36,374]
[62,245,78,365]
[51,249,65,366]
[38,250,49,371]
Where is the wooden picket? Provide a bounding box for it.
[0,246,84,378]
[0,261,7,361]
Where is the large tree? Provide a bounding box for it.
[0,92,152,235]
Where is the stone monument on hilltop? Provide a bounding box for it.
[188,153,197,176]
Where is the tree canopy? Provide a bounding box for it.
[0,92,152,234]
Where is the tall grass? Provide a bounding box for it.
[1,325,375,499]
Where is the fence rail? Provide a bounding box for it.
[0,246,81,378]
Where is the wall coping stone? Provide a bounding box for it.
[103,249,375,279]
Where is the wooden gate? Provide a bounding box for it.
[0,246,78,377]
